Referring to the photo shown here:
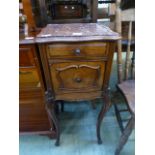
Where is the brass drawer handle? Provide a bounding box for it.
[74,77,82,83]
[19,71,32,74]
[74,48,81,55]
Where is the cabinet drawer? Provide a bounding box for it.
[50,61,105,95]
[19,45,36,67]
[54,5,83,19]
[47,42,108,58]
[19,68,40,89]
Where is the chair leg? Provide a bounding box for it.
[115,115,135,155]
[96,93,111,144]
[114,103,124,133]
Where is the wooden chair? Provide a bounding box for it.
[114,0,135,154]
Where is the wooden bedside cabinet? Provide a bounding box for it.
[36,23,120,145]
[19,36,55,137]
[46,42,110,101]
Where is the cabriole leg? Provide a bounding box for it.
[46,104,60,146]
[97,92,111,144]
[45,91,60,146]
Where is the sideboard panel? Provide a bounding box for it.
[19,89,50,131]
[19,44,52,133]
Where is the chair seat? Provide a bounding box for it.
[117,80,135,114]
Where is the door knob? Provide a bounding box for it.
[75,77,82,83]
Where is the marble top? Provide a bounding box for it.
[20,23,121,44]
[37,23,120,38]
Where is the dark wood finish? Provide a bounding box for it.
[37,23,120,145]
[19,40,54,135]
[30,0,98,27]
[53,4,83,19]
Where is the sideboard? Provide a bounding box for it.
[19,33,56,138]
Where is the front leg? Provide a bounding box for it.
[45,91,60,146]
[96,91,111,144]
[46,104,60,146]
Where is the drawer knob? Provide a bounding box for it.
[74,48,81,55]
[75,77,82,83]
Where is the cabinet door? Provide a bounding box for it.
[50,61,105,94]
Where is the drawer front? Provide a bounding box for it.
[19,68,40,89]
[50,61,105,94]
[47,42,108,58]
[19,45,36,67]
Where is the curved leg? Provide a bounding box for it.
[115,115,135,155]
[45,90,60,146]
[46,103,60,146]
[97,93,111,144]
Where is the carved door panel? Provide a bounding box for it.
[50,61,105,94]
